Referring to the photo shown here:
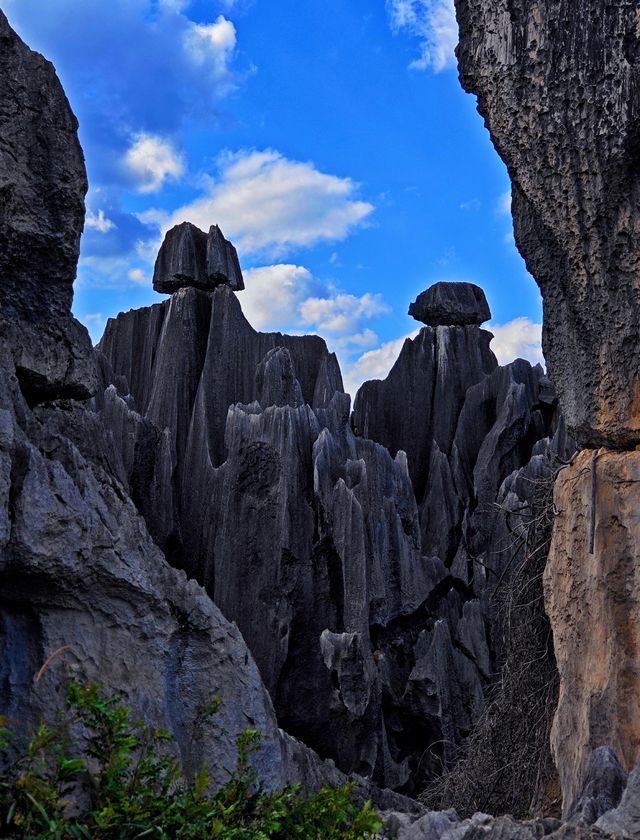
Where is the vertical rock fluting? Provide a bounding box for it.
[98,283,450,791]
[0,9,392,803]
[455,0,640,449]
[544,450,640,815]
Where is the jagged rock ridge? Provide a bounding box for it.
[0,9,418,809]
[99,271,570,795]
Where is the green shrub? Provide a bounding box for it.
[0,682,381,839]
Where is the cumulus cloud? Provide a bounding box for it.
[166,149,374,258]
[299,293,389,334]
[241,264,388,343]
[387,0,458,72]
[342,331,419,397]
[488,317,544,366]
[240,264,318,331]
[125,134,185,193]
[5,1,245,188]
[85,209,116,233]
[184,16,237,86]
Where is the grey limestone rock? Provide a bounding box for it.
[98,284,450,790]
[0,11,96,401]
[0,9,424,813]
[409,282,491,327]
[569,747,627,826]
[455,0,640,448]
[153,222,244,293]
[596,754,640,838]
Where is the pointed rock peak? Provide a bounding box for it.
[408,281,491,327]
[255,347,303,409]
[153,221,244,294]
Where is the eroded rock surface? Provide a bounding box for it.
[0,10,95,401]
[455,0,640,448]
[153,222,244,294]
[98,286,448,791]
[408,282,491,327]
[0,9,418,809]
[97,268,572,795]
[544,449,640,815]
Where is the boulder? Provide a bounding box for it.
[408,282,491,327]
[568,747,627,826]
[153,222,244,293]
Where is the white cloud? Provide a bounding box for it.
[82,312,105,325]
[166,149,374,258]
[184,16,237,88]
[85,209,116,233]
[299,293,389,334]
[241,265,388,338]
[128,268,148,285]
[78,312,106,343]
[387,0,458,72]
[241,264,315,331]
[125,134,185,194]
[498,190,512,215]
[488,317,544,366]
[343,331,419,397]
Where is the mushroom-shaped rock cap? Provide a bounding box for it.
[153,221,244,294]
[408,281,491,327]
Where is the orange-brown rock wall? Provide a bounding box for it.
[544,449,640,815]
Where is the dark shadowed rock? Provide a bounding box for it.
[455,0,640,448]
[569,747,627,826]
[0,11,426,812]
[153,222,244,293]
[0,10,95,400]
[207,224,244,290]
[409,282,491,327]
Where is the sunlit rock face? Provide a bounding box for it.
[545,450,640,816]
[455,0,640,449]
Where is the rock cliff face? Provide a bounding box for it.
[545,450,640,815]
[0,9,96,403]
[455,0,640,450]
[455,0,640,817]
[98,284,445,791]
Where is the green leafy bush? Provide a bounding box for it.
[0,682,381,839]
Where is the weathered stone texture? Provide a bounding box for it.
[455,0,640,448]
[0,10,95,400]
[408,282,491,327]
[544,450,640,815]
[153,222,244,294]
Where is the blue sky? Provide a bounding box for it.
[6,0,543,396]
